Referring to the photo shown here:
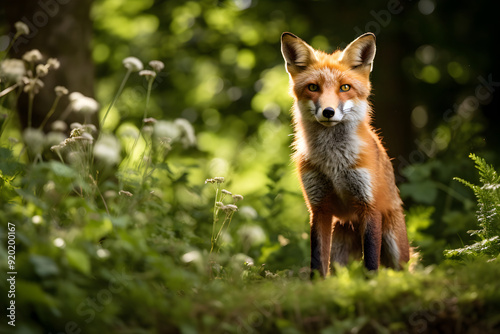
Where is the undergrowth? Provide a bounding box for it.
[1,22,500,334]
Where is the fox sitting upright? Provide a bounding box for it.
[281,32,410,277]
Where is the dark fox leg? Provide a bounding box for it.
[362,212,383,271]
[310,210,333,278]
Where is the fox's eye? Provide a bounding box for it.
[340,84,351,92]
[308,84,319,92]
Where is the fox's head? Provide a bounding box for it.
[281,32,376,127]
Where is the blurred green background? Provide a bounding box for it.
[2,0,500,332]
[2,0,500,265]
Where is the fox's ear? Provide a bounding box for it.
[340,33,376,74]
[281,32,317,76]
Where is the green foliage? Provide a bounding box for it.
[445,154,500,259]
[2,0,500,332]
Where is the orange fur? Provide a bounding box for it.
[281,32,410,276]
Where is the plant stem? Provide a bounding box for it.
[0,82,20,98]
[27,91,34,128]
[210,185,220,254]
[100,69,132,130]
[38,95,61,130]
[0,34,20,62]
[129,77,154,168]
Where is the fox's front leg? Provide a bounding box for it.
[361,211,383,271]
[299,168,335,278]
[310,208,334,277]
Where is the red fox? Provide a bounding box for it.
[281,32,410,277]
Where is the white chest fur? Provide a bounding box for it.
[296,120,374,204]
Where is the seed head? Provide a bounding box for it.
[54,86,68,97]
[149,60,165,72]
[0,59,26,83]
[23,78,44,94]
[47,58,60,70]
[22,128,45,154]
[143,117,157,125]
[139,70,156,79]
[69,93,99,115]
[51,120,67,132]
[122,57,143,72]
[224,204,238,212]
[94,134,121,166]
[50,143,65,153]
[214,177,225,183]
[22,49,43,63]
[222,189,232,195]
[70,122,83,129]
[232,194,244,202]
[36,64,49,77]
[119,190,133,197]
[205,178,215,184]
[14,21,30,36]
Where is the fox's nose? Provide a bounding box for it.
[322,107,335,119]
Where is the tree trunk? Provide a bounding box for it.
[4,0,95,132]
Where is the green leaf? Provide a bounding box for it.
[399,180,438,204]
[47,161,77,179]
[66,248,91,275]
[30,255,59,277]
[84,217,113,240]
[17,280,58,306]
[0,147,24,176]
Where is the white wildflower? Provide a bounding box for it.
[224,204,238,212]
[0,59,26,83]
[70,127,83,138]
[50,144,65,153]
[23,78,44,94]
[53,237,66,248]
[153,120,181,140]
[93,134,121,166]
[69,92,83,102]
[47,58,60,70]
[174,118,196,147]
[54,86,68,97]
[232,194,244,202]
[119,190,133,197]
[222,189,232,195]
[14,21,30,36]
[139,70,156,79]
[22,128,45,154]
[239,206,258,220]
[82,124,97,134]
[181,250,201,263]
[51,120,67,132]
[122,57,143,72]
[69,93,99,115]
[214,177,225,183]
[70,122,82,129]
[22,49,43,63]
[143,117,157,125]
[205,178,215,184]
[36,64,49,77]
[97,248,110,259]
[237,225,266,246]
[149,60,164,72]
[45,131,66,147]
